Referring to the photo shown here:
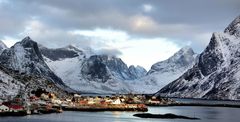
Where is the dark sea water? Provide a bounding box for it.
[1,99,240,122]
[173,98,240,105]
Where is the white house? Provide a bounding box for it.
[0,105,10,112]
[112,98,121,104]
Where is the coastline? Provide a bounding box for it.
[2,96,240,117]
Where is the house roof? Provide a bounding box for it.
[0,104,9,108]
[7,105,24,110]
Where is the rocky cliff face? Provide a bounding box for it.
[81,55,145,83]
[40,45,84,61]
[157,15,240,100]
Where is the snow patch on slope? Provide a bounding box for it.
[0,69,24,99]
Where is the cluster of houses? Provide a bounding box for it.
[0,98,24,113]
[145,96,176,105]
[71,94,175,106]
[0,92,176,115]
[73,94,126,105]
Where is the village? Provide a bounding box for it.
[0,90,176,116]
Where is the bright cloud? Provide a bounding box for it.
[130,15,159,33]
[118,38,181,70]
[71,28,182,70]
[142,4,153,12]
[70,28,129,43]
[1,19,187,70]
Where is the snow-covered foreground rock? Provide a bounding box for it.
[129,47,198,94]
[157,15,240,100]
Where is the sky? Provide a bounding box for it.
[0,0,240,70]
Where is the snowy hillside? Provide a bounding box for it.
[157,15,240,100]
[0,66,24,99]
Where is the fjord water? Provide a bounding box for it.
[1,106,240,122]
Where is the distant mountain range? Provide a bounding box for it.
[41,45,146,93]
[1,15,239,100]
[0,36,195,95]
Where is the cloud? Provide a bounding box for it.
[130,15,159,33]
[95,48,122,57]
[0,0,240,69]
[142,4,153,13]
[70,28,129,43]
[119,37,181,70]
[69,28,182,69]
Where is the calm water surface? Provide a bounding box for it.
[1,106,240,122]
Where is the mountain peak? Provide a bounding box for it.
[224,15,240,37]
[129,65,147,78]
[15,37,44,61]
[177,46,195,56]
[19,36,38,48]
[166,46,195,64]
[22,36,32,42]
[148,46,197,76]
[64,45,83,52]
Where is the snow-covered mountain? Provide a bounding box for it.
[129,47,198,94]
[0,39,70,99]
[0,37,68,89]
[41,45,147,93]
[148,47,197,75]
[129,65,147,79]
[82,55,145,82]
[157,15,240,100]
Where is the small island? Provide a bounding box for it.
[133,113,200,120]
